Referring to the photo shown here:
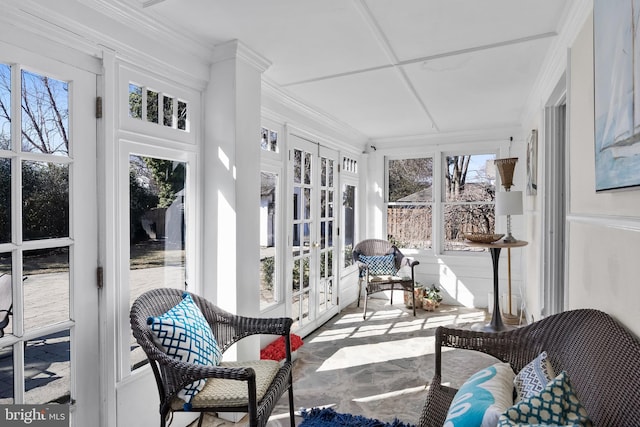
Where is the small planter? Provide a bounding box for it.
[404,285,424,308]
[422,298,438,311]
[422,285,443,311]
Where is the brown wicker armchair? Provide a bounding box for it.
[130,288,295,427]
[418,309,640,427]
[352,239,419,319]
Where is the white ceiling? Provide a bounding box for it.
[127,0,573,141]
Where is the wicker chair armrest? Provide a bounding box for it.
[400,256,419,269]
[227,314,293,337]
[418,374,457,427]
[434,325,541,376]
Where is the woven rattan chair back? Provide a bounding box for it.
[419,308,640,426]
[352,239,420,319]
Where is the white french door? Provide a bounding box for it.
[289,135,339,335]
[0,44,99,425]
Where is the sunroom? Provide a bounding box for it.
[0,1,639,426]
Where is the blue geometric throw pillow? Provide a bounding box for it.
[147,292,222,409]
[358,254,397,276]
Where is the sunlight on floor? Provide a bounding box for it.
[352,385,427,403]
[316,336,436,372]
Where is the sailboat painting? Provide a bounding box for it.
[594,0,640,191]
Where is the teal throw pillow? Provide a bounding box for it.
[147,292,222,409]
[498,370,592,427]
[359,254,397,276]
[444,362,515,427]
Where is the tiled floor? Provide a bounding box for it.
[193,297,501,426]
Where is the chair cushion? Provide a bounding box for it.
[147,292,222,408]
[171,360,281,409]
[498,371,592,427]
[514,351,555,402]
[444,362,515,427]
[359,254,397,276]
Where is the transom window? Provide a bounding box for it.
[128,83,188,131]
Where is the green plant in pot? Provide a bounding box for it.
[424,285,443,305]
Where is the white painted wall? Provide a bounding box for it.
[566,13,640,338]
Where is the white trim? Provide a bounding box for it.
[567,213,640,232]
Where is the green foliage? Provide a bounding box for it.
[22,162,69,240]
[261,255,275,291]
[129,167,158,243]
[143,158,185,208]
[425,285,442,302]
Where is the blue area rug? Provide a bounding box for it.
[300,407,416,427]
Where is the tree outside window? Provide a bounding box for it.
[386,158,433,249]
[443,154,496,251]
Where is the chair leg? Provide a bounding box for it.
[363,290,368,320]
[390,289,394,305]
[288,382,295,427]
[196,413,205,427]
[357,279,362,307]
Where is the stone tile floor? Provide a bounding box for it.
[192,297,500,426]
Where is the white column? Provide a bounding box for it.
[203,40,271,359]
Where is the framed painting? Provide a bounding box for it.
[594,0,640,191]
[526,129,538,195]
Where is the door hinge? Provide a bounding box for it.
[96,96,103,119]
[97,266,104,289]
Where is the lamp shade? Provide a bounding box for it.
[495,191,523,216]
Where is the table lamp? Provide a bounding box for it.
[494,158,522,243]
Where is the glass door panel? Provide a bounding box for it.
[289,136,339,332]
[0,53,98,423]
[128,155,187,370]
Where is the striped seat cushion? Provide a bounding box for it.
[171,360,281,410]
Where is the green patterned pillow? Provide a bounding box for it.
[498,371,592,427]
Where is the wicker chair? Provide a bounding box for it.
[418,309,640,427]
[130,288,295,427]
[352,239,419,319]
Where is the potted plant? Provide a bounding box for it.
[422,285,443,311]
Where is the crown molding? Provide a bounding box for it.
[211,40,272,73]
[262,78,368,146]
[521,0,592,122]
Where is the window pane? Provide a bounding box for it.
[129,84,142,119]
[0,255,12,336]
[163,95,173,127]
[23,247,70,330]
[21,70,69,156]
[147,89,158,124]
[260,172,277,310]
[269,130,278,152]
[388,158,433,202]
[445,154,496,202]
[25,330,70,404]
[129,155,186,370]
[0,64,11,151]
[22,161,69,241]
[444,203,495,251]
[342,184,355,268]
[177,101,187,130]
[387,205,432,249]
[444,154,496,252]
[0,158,10,243]
[0,344,13,404]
